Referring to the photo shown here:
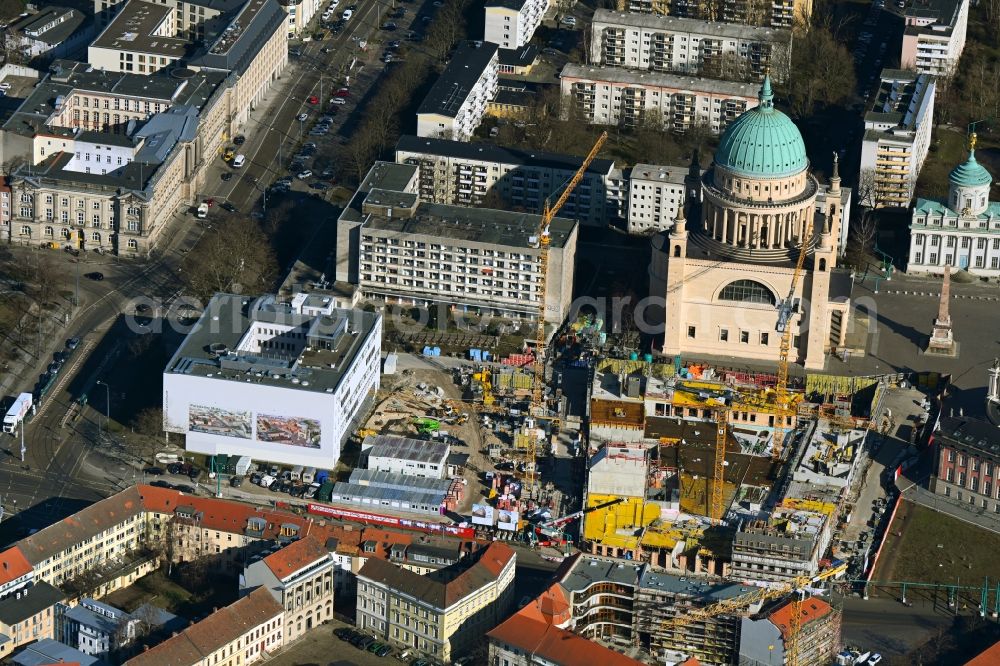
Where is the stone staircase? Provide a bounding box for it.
[687,230,814,265]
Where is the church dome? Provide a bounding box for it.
[713,75,808,178]
[949,145,992,188]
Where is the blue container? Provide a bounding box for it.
[644,353,653,363]
[629,352,639,361]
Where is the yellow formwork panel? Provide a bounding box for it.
[582,494,660,546]
[780,497,837,515]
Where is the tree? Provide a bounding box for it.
[785,24,856,118]
[182,217,278,300]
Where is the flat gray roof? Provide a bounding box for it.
[560,555,643,591]
[190,0,288,76]
[638,567,752,602]
[91,0,189,57]
[561,64,759,97]
[164,293,381,395]
[396,134,616,175]
[362,202,576,249]
[417,41,498,118]
[864,69,933,133]
[592,8,791,42]
[364,435,449,465]
[629,163,688,185]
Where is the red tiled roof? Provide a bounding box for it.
[263,534,328,579]
[124,587,282,666]
[966,640,1000,665]
[488,608,644,666]
[0,547,33,586]
[767,597,834,641]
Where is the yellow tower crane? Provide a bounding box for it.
[661,562,846,665]
[523,131,608,492]
[706,217,815,524]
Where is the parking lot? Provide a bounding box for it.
[266,618,418,666]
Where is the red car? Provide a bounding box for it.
[307,95,320,104]
[204,198,214,207]
[335,88,350,97]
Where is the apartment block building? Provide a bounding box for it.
[356,542,516,663]
[417,41,499,141]
[730,506,832,583]
[124,587,284,666]
[931,416,1000,513]
[627,161,702,234]
[619,0,811,30]
[901,0,969,76]
[560,64,758,133]
[337,162,578,324]
[395,134,626,227]
[240,535,336,642]
[739,598,842,666]
[590,10,792,83]
[555,554,747,665]
[484,0,548,50]
[0,583,66,660]
[859,69,935,208]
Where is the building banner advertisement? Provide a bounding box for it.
[471,503,495,526]
[497,509,519,531]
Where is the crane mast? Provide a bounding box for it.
[524,131,608,493]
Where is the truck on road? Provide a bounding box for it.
[3,393,33,434]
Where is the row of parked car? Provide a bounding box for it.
[334,627,393,658]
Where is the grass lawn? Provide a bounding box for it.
[874,501,1000,587]
[915,129,969,201]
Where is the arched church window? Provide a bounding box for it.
[718,279,776,305]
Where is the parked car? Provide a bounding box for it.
[342,8,353,20]
[144,467,164,476]
[369,642,385,653]
[221,202,237,213]
[560,15,577,26]
[307,95,320,104]
[298,170,313,179]
[334,627,356,641]
[250,472,263,485]
[376,645,392,657]
[382,21,397,30]
[221,172,234,181]
[310,182,331,191]
[67,337,81,350]
[85,272,104,281]
[151,480,172,488]
[233,134,246,145]
[296,112,309,121]
[331,97,347,105]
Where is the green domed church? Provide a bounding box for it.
[908,134,1000,276]
[649,75,854,370]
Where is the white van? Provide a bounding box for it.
[342,8,353,20]
[196,203,209,219]
[155,452,182,464]
[302,467,317,484]
[232,154,246,168]
[290,465,303,482]
[259,474,276,488]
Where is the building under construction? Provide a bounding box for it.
[739,596,843,666]
[731,502,834,584]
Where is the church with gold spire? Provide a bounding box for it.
[908,132,1000,277]
[648,74,854,370]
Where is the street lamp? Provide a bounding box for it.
[96,380,111,431]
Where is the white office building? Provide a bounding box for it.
[560,64,759,133]
[163,292,382,468]
[417,41,499,141]
[589,10,792,83]
[395,135,626,227]
[859,69,935,208]
[484,0,549,50]
[900,0,969,76]
[363,435,450,479]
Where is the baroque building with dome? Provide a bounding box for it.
[649,75,853,370]
[907,134,1000,277]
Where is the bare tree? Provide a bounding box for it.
[785,23,856,118]
[183,217,278,299]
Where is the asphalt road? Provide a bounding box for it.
[837,593,955,656]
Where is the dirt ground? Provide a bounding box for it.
[369,368,497,514]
